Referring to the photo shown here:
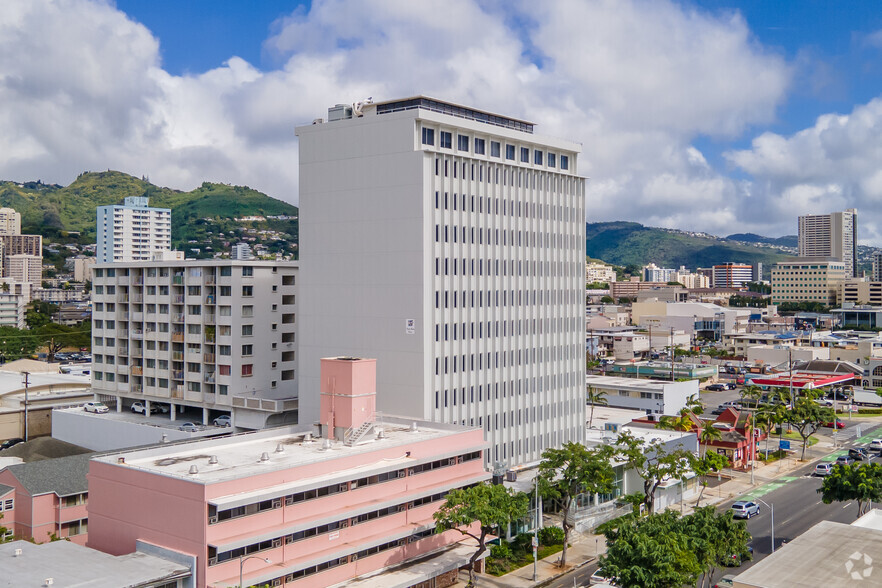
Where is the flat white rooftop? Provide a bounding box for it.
[95,417,481,484]
[586,375,682,391]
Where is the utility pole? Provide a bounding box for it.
[788,346,794,409]
[22,371,30,442]
[670,327,675,381]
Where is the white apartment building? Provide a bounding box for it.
[70,256,97,282]
[672,266,709,289]
[712,262,753,288]
[586,262,616,284]
[643,263,676,283]
[96,196,172,263]
[297,96,585,466]
[91,260,298,428]
[6,253,41,286]
[0,207,21,235]
[798,209,857,277]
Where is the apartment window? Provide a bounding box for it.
[520,147,529,162]
[421,127,435,146]
[457,135,469,151]
[505,144,515,160]
[220,286,231,296]
[242,285,253,297]
[219,385,228,395]
[242,305,253,317]
[560,155,569,170]
[242,267,253,277]
[242,325,253,336]
[490,141,500,158]
[242,344,253,356]
[219,325,231,336]
[547,153,556,167]
[440,131,452,148]
[534,150,543,165]
[219,345,231,356]
[242,364,253,377]
[219,365,231,376]
[474,138,485,154]
[219,306,231,316]
[220,267,231,277]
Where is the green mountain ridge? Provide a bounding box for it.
[586,221,788,275]
[0,171,298,261]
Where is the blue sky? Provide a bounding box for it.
[4,1,882,242]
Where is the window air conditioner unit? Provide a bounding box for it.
[208,516,218,524]
[351,554,358,561]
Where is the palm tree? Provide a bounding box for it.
[685,393,704,415]
[740,385,763,409]
[657,410,693,432]
[587,386,608,429]
[754,406,778,458]
[699,423,722,457]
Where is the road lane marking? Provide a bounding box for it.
[738,476,799,500]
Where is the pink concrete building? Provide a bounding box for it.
[0,453,91,544]
[88,357,489,588]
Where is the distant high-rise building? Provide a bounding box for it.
[712,263,753,289]
[6,254,41,286]
[0,208,21,235]
[752,262,763,282]
[798,209,857,277]
[873,251,882,282]
[96,196,172,263]
[230,243,253,260]
[297,96,585,466]
[643,263,676,283]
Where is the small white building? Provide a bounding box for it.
[586,374,696,416]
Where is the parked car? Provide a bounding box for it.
[213,415,231,427]
[706,384,727,391]
[869,439,882,452]
[723,545,754,567]
[731,501,760,519]
[714,576,736,588]
[131,401,161,415]
[824,420,846,429]
[836,455,855,466]
[589,570,617,586]
[849,448,871,461]
[724,382,737,390]
[84,401,109,414]
[178,422,199,432]
[711,407,727,415]
[814,463,834,476]
[0,438,24,451]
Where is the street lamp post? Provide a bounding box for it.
[239,555,271,588]
[754,498,775,553]
[22,371,30,442]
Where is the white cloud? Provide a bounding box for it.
[727,98,882,242]
[0,0,797,240]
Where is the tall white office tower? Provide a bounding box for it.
[297,97,586,466]
[798,209,857,277]
[96,196,172,263]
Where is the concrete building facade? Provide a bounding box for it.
[798,209,857,277]
[0,207,21,235]
[90,260,298,429]
[712,262,753,289]
[96,196,172,263]
[296,96,585,466]
[771,258,846,305]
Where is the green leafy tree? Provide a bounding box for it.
[787,397,835,460]
[615,432,697,514]
[685,394,704,415]
[698,424,722,457]
[25,300,57,329]
[693,451,729,507]
[587,386,608,429]
[818,462,882,517]
[434,484,529,586]
[681,506,751,588]
[600,295,615,303]
[537,443,616,567]
[601,510,703,588]
[657,412,693,432]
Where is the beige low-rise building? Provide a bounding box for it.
[771,257,846,305]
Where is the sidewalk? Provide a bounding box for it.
[470,418,882,586]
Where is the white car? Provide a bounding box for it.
[131,402,157,415]
[178,422,199,432]
[213,415,231,427]
[84,401,109,414]
[869,439,882,452]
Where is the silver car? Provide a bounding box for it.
[731,501,760,518]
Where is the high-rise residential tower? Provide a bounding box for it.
[296,97,586,466]
[798,209,858,277]
[0,207,21,235]
[96,196,172,263]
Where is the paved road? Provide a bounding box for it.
[549,421,882,587]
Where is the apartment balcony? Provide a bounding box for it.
[172,370,184,381]
[204,335,216,344]
[205,276,216,285]
[203,314,216,325]
[171,351,183,361]
[203,353,216,363]
[130,328,143,339]
[133,278,144,286]
[131,384,143,394]
[172,385,184,399]
[204,295,215,305]
[171,332,184,342]
[118,312,130,320]
[173,295,185,304]
[131,366,143,376]
[184,390,203,403]
[117,347,129,356]
[172,276,184,285]
[118,329,129,338]
[204,373,216,384]
[172,314,185,323]
[118,294,129,302]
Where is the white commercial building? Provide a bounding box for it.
[90,260,298,429]
[96,196,172,263]
[6,253,41,286]
[585,374,696,416]
[297,96,585,466]
[586,262,616,284]
[798,209,857,278]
